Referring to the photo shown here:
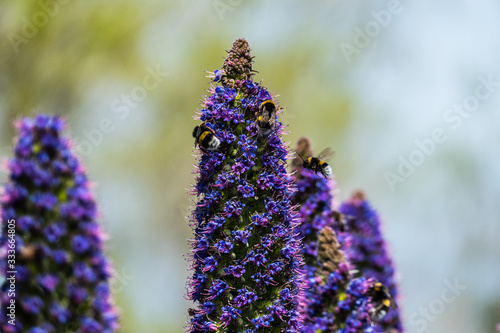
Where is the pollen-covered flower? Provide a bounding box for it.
[0,115,118,332]
[340,190,403,332]
[187,39,303,332]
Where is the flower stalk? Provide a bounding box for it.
[187,39,303,332]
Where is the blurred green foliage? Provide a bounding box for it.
[0,1,151,136]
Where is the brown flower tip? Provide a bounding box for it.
[291,136,314,169]
[351,189,366,202]
[317,227,347,277]
[222,38,255,87]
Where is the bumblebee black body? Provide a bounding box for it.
[260,100,276,114]
[255,100,276,135]
[303,157,332,178]
[303,157,332,179]
[367,281,397,321]
[297,147,334,179]
[192,122,220,152]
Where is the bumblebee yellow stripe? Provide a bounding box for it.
[319,160,325,165]
[199,131,209,144]
[260,100,275,108]
[383,299,391,307]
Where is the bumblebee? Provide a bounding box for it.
[332,210,346,232]
[192,122,220,152]
[255,100,277,135]
[297,147,335,179]
[367,281,398,321]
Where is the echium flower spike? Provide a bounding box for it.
[340,190,404,332]
[0,115,118,333]
[290,137,374,332]
[187,39,303,332]
[290,137,339,275]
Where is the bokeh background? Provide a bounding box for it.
[1,0,499,332]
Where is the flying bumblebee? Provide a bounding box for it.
[192,122,220,152]
[367,281,398,321]
[297,147,335,179]
[255,100,277,135]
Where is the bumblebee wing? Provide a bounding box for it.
[193,127,204,148]
[389,296,398,309]
[269,114,276,127]
[317,147,335,161]
[193,128,199,147]
[380,285,398,309]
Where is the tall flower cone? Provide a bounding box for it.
[340,191,403,332]
[290,137,339,276]
[0,115,118,332]
[290,137,375,332]
[186,39,303,332]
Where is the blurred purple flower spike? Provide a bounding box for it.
[340,190,404,332]
[0,115,118,332]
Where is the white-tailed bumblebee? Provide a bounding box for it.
[367,281,398,321]
[297,147,334,179]
[255,100,277,135]
[193,122,220,152]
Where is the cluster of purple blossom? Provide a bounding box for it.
[0,38,403,333]
[187,38,403,333]
[187,39,303,333]
[0,115,118,332]
[339,191,403,332]
[290,141,375,333]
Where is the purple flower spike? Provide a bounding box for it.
[340,190,404,332]
[187,39,303,332]
[0,115,119,332]
[291,137,376,332]
[291,137,340,274]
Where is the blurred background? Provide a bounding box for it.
[1,0,499,332]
